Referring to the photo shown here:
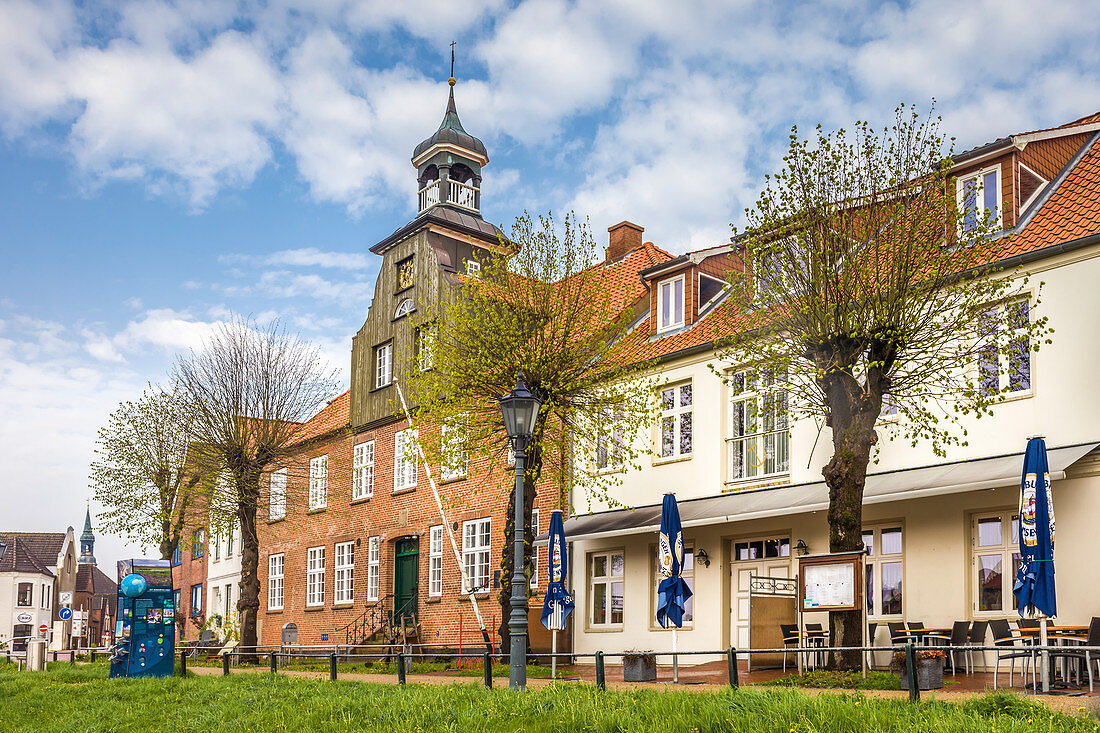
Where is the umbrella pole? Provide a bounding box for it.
[551,630,557,680]
[672,628,678,684]
[1040,615,1050,693]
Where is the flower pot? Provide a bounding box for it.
[623,654,657,682]
[898,657,944,690]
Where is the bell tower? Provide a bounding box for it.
[411,61,489,216]
[78,506,96,566]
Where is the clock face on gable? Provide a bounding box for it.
[397,257,414,291]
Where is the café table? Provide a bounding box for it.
[1018,625,1090,689]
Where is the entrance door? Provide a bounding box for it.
[394,537,419,620]
[730,536,791,649]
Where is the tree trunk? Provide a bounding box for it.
[498,443,541,656]
[236,474,262,665]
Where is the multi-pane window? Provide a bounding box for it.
[417,325,436,371]
[595,406,624,471]
[727,370,789,481]
[269,469,287,520]
[334,541,355,604]
[530,509,540,589]
[958,165,1001,235]
[979,299,1031,397]
[463,518,491,593]
[652,547,694,626]
[172,546,182,565]
[366,537,380,602]
[192,528,205,558]
[658,275,684,332]
[222,583,233,619]
[306,546,325,607]
[227,527,234,557]
[589,551,625,627]
[268,554,284,610]
[394,429,418,491]
[441,416,467,481]
[16,582,32,606]
[429,525,444,597]
[660,383,693,458]
[309,455,328,510]
[190,584,203,615]
[972,511,1021,614]
[173,589,181,613]
[394,298,414,319]
[375,342,392,388]
[734,537,790,560]
[212,531,221,561]
[862,526,903,618]
[353,441,375,500]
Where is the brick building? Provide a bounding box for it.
[170,509,209,642]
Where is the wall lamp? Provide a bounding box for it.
[695,548,711,568]
[795,539,810,556]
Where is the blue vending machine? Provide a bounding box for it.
[108,558,176,679]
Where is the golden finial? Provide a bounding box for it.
[449,40,456,86]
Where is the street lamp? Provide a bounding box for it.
[499,372,542,691]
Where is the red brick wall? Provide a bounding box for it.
[171,518,208,642]
[256,418,564,653]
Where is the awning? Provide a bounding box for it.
[539,441,1098,544]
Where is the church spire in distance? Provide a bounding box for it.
[78,503,96,566]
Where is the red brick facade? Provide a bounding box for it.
[171,517,208,642]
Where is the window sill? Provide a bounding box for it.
[986,389,1034,406]
[439,475,467,486]
[584,625,624,633]
[267,516,286,524]
[332,602,354,609]
[266,608,283,614]
[595,466,625,476]
[350,496,372,506]
[307,507,327,515]
[648,624,695,632]
[304,605,325,613]
[653,453,692,467]
[392,487,417,496]
[723,474,790,492]
[369,384,392,394]
[425,596,442,604]
[459,592,492,602]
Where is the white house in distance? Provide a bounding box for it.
[206,519,242,643]
[559,110,1100,665]
[0,528,78,652]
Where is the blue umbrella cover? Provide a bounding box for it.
[1014,437,1057,618]
[541,510,574,630]
[657,493,693,628]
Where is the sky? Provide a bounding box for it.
[1,0,1098,571]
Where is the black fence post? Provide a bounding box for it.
[222,653,230,676]
[69,649,75,665]
[179,650,187,677]
[595,651,606,691]
[397,653,406,685]
[330,653,337,681]
[905,644,919,702]
[483,651,493,688]
[52,650,58,662]
[728,648,739,689]
[270,652,277,674]
[90,647,96,663]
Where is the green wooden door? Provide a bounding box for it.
[394,537,419,619]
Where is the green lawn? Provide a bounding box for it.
[1,662,1097,732]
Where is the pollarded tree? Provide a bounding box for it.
[406,211,658,651]
[174,317,339,663]
[90,384,207,561]
[717,106,1052,669]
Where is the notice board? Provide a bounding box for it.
[797,552,863,613]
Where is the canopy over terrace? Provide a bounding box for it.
[538,442,1099,544]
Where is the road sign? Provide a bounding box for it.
[59,607,73,621]
[59,591,73,605]
[38,623,48,635]
[320,633,329,641]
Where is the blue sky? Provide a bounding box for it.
[1,0,1098,568]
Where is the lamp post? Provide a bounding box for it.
[498,372,543,691]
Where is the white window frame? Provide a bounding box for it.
[971,510,1021,617]
[651,545,694,629]
[269,469,287,521]
[595,405,625,472]
[212,530,221,561]
[268,553,284,610]
[366,536,380,602]
[394,298,415,319]
[462,518,491,593]
[306,546,325,607]
[309,455,328,510]
[978,297,1032,398]
[658,382,693,460]
[429,526,444,597]
[394,428,418,492]
[588,550,625,629]
[957,164,1002,235]
[465,259,481,278]
[530,509,540,589]
[41,583,51,609]
[726,369,790,482]
[862,525,904,619]
[190,584,203,615]
[441,416,468,481]
[1018,162,1048,212]
[375,342,392,388]
[227,526,235,557]
[417,325,436,372]
[334,541,355,605]
[353,441,375,500]
[657,275,685,332]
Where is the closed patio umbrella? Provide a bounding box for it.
[541,510,574,678]
[657,493,693,683]
[1013,437,1057,691]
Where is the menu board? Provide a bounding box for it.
[798,552,863,612]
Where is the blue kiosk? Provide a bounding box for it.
[108,559,175,678]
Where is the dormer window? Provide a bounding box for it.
[394,299,415,319]
[957,165,1001,235]
[465,260,481,279]
[658,275,684,333]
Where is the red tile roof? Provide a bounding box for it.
[292,390,350,444]
[0,536,57,576]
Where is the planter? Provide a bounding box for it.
[898,657,944,690]
[623,653,657,682]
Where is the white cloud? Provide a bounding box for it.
[222,247,373,270]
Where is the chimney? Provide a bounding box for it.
[606,221,644,262]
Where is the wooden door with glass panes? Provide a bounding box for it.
[730,536,791,649]
[971,511,1021,616]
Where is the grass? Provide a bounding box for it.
[763,669,902,690]
[1,663,1098,732]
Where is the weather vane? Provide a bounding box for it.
[449,40,456,86]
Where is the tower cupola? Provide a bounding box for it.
[78,507,96,566]
[412,77,489,216]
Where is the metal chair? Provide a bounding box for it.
[888,622,910,645]
[966,620,989,672]
[805,623,827,668]
[779,623,800,673]
[907,621,930,646]
[925,621,971,674]
[989,619,1035,689]
[1043,617,1100,692]
[866,623,878,669]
